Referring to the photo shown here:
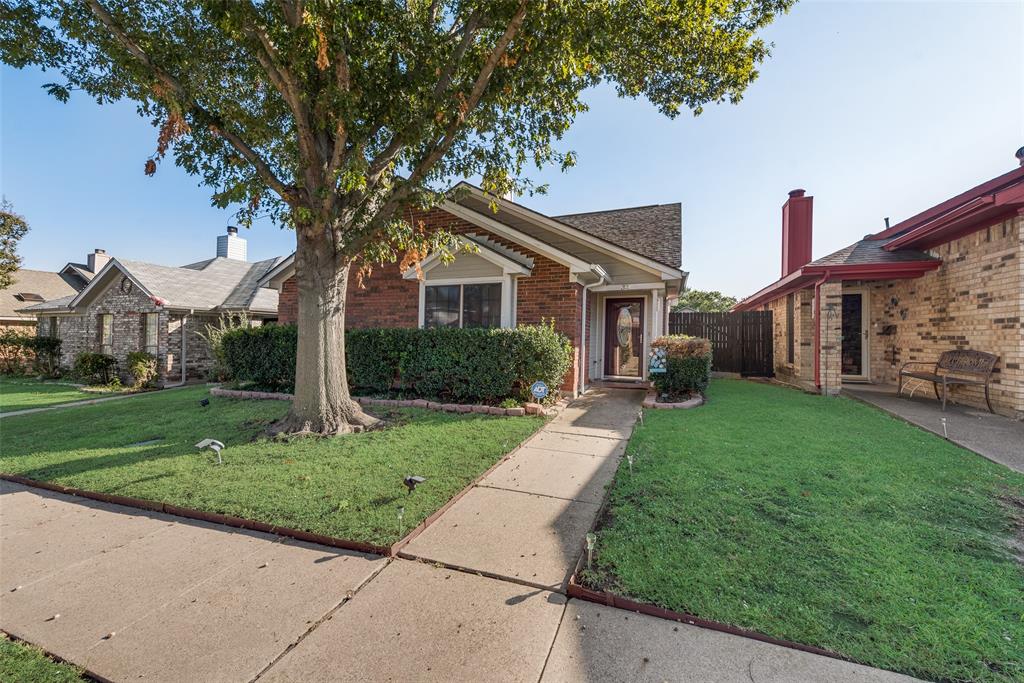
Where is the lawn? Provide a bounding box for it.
[0,378,94,413]
[0,386,543,545]
[0,635,84,682]
[583,379,1024,683]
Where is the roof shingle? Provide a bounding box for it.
[555,203,682,268]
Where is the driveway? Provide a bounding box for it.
[0,388,919,682]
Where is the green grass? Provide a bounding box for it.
[0,386,543,545]
[584,379,1024,683]
[0,635,84,682]
[0,378,94,413]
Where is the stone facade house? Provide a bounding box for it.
[23,229,281,384]
[260,183,688,395]
[734,156,1024,419]
[1,269,82,333]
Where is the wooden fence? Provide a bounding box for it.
[668,311,774,376]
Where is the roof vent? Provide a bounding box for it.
[217,226,247,261]
[14,292,45,302]
[1016,146,1024,167]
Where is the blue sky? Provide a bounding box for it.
[2,1,1021,298]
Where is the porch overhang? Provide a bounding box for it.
[732,259,942,311]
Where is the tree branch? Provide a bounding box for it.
[84,0,299,204]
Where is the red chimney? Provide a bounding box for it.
[781,189,813,277]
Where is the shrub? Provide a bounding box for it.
[24,336,62,377]
[0,329,32,374]
[221,324,297,390]
[220,323,573,404]
[197,312,251,381]
[650,335,712,397]
[73,352,117,385]
[125,351,157,388]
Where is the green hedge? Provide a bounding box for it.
[651,335,712,397]
[221,323,572,404]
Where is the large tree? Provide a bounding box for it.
[674,288,738,312]
[0,199,30,290]
[1,0,791,434]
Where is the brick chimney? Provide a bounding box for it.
[781,189,813,277]
[216,226,247,261]
[87,248,111,274]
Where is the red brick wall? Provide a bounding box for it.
[276,207,582,393]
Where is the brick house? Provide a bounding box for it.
[734,155,1024,419]
[260,183,688,395]
[22,228,282,384]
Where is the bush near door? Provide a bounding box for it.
[650,335,712,398]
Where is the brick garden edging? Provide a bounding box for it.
[209,386,569,417]
[640,388,704,409]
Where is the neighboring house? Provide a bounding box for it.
[22,228,281,384]
[260,183,688,395]
[734,154,1023,418]
[1,269,81,333]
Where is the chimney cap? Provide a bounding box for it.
[226,226,239,235]
[788,189,806,198]
[94,248,106,254]
[1016,146,1024,166]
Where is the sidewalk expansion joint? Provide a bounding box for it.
[541,428,630,441]
[394,553,569,595]
[251,556,394,682]
[475,483,602,506]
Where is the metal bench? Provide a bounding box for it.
[898,350,999,412]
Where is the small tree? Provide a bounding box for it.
[0,199,29,290]
[3,0,792,433]
[674,289,739,312]
[197,311,252,382]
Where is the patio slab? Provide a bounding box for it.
[844,383,1024,473]
[401,486,599,590]
[261,559,566,683]
[542,599,921,682]
[79,538,383,683]
[480,446,620,504]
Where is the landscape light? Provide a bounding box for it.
[195,438,225,465]
[404,475,426,494]
[199,398,210,407]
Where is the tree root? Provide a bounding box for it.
[267,406,382,438]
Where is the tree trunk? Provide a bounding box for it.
[272,226,380,435]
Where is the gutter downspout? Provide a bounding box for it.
[578,266,607,396]
[812,270,831,391]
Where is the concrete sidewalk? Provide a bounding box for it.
[0,389,920,682]
[399,387,640,590]
[844,383,1024,473]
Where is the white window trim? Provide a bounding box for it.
[418,276,517,329]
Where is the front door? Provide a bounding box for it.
[604,298,644,378]
[841,291,869,379]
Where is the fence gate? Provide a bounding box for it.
[668,311,774,376]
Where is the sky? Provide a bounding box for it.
[2,1,1022,299]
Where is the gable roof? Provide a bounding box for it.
[25,256,282,315]
[1,270,80,321]
[555,203,682,268]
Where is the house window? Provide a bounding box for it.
[786,293,795,364]
[99,313,113,355]
[144,312,159,354]
[48,316,59,339]
[424,283,502,329]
